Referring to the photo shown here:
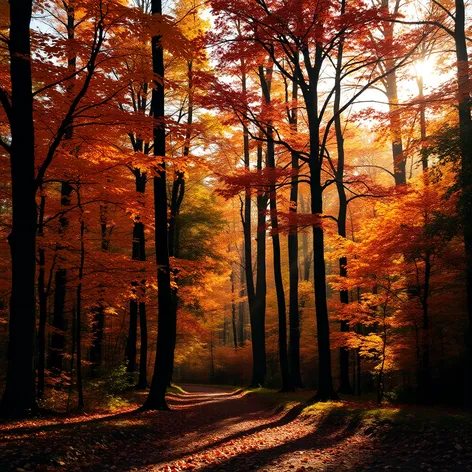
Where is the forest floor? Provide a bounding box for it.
[1,384,472,472]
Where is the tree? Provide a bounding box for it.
[142,0,175,410]
[0,0,37,416]
[259,59,293,391]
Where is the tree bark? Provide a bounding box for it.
[260,62,293,392]
[253,152,268,386]
[127,298,138,374]
[1,0,38,416]
[238,262,245,346]
[167,59,192,385]
[287,60,303,388]
[241,57,267,387]
[143,0,174,410]
[76,199,85,410]
[300,196,311,281]
[302,51,338,400]
[137,301,148,389]
[127,171,146,379]
[333,4,353,394]
[230,264,238,349]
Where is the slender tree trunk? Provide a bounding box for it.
[386,70,405,186]
[288,153,302,388]
[260,62,293,392]
[333,7,353,394]
[50,186,72,376]
[417,45,428,172]
[126,0,150,385]
[418,254,431,402]
[127,298,138,374]
[357,346,362,396]
[49,4,76,375]
[377,307,388,405]
[143,0,174,410]
[416,54,431,402]
[303,67,338,400]
[76,189,85,410]
[300,196,311,281]
[89,204,110,374]
[253,154,268,386]
[238,263,245,346]
[241,58,266,387]
[167,60,192,385]
[1,0,38,416]
[66,303,76,412]
[137,301,148,389]
[287,55,303,388]
[230,264,238,349]
[127,171,146,379]
[49,267,67,373]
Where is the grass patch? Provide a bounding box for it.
[246,387,313,409]
[168,383,188,394]
[248,387,472,431]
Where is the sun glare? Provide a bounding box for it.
[413,58,435,79]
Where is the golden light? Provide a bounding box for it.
[412,58,435,81]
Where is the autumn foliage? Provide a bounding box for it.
[0,0,471,417]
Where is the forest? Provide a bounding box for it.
[0,0,472,470]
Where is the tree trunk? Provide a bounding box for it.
[419,254,431,402]
[453,0,472,404]
[76,212,85,411]
[143,0,174,410]
[127,298,138,374]
[49,3,76,376]
[137,301,148,389]
[127,171,146,377]
[260,62,293,392]
[50,188,73,376]
[287,63,303,388]
[303,73,338,400]
[333,7,353,394]
[416,44,428,172]
[89,203,110,374]
[253,165,268,386]
[49,265,67,373]
[167,60,192,385]
[238,263,245,346]
[230,264,238,349]
[1,0,38,417]
[300,196,311,281]
[386,68,405,186]
[241,58,266,387]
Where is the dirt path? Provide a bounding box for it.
[1,385,471,471]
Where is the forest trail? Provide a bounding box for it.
[1,385,471,472]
